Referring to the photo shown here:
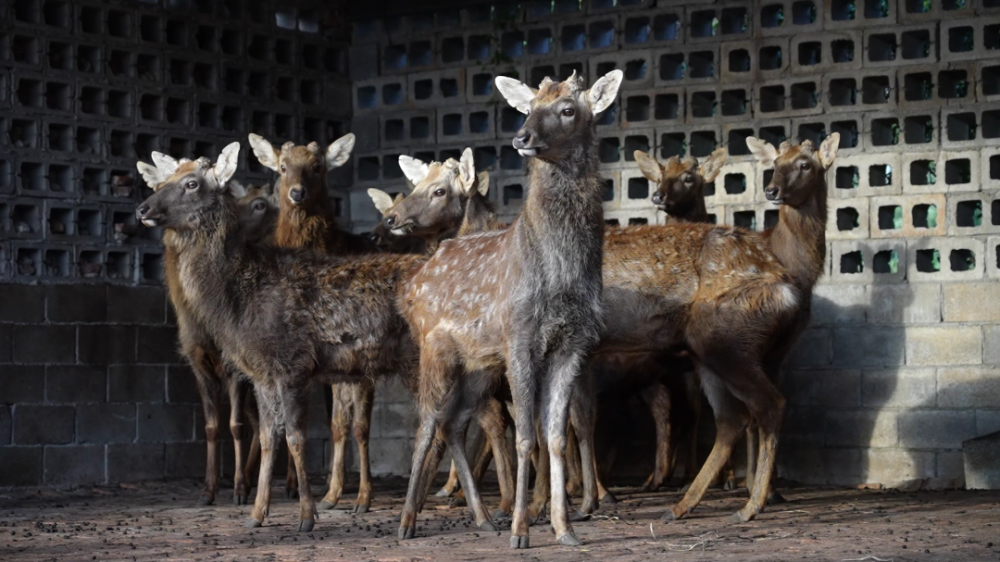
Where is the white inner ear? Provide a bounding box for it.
[459,148,476,190]
[248,134,280,171]
[818,133,841,168]
[367,188,395,215]
[495,76,536,114]
[228,179,248,199]
[326,133,356,169]
[151,152,180,177]
[476,171,490,197]
[214,142,240,185]
[398,155,429,185]
[136,162,165,189]
[633,151,662,184]
[746,137,778,168]
[587,69,624,115]
[698,148,727,183]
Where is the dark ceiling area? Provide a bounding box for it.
[346,0,499,21]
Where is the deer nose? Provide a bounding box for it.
[384,214,396,228]
[136,203,150,218]
[765,186,780,200]
[513,131,531,149]
[651,192,664,205]
[289,187,306,202]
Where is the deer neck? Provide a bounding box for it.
[667,194,708,224]
[275,188,337,251]
[765,184,828,292]
[175,199,248,325]
[458,191,499,236]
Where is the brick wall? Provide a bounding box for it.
[0,0,355,487]
[345,0,1000,487]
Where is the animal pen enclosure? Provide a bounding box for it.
[1,0,1000,559]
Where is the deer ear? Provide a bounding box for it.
[398,155,430,185]
[326,133,356,169]
[633,151,662,184]
[214,142,240,186]
[476,171,490,197]
[367,188,395,215]
[151,151,180,177]
[587,69,624,115]
[495,76,536,114]
[228,179,248,199]
[818,133,840,169]
[746,137,779,169]
[136,161,165,190]
[458,148,476,192]
[698,147,727,183]
[248,134,280,171]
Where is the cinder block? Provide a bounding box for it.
[108,365,165,402]
[0,284,45,322]
[826,197,871,240]
[79,325,136,365]
[556,15,621,54]
[721,37,789,84]
[653,44,719,86]
[786,327,833,368]
[825,409,897,447]
[436,104,496,144]
[900,0,974,22]
[939,367,1000,408]
[862,367,937,408]
[107,442,165,482]
[907,236,985,282]
[47,365,107,403]
[869,282,942,324]
[0,365,45,403]
[137,326,181,364]
[832,325,906,367]
[867,449,936,486]
[899,410,977,449]
[46,284,107,323]
[977,60,1000,103]
[941,17,1000,62]
[164,441,203,479]
[827,153,901,198]
[13,324,75,364]
[942,282,1000,322]
[897,64,971,111]
[0,446,42,486]
[946,193,1000,235]
[353,76,407,115]
[138,404,194,442]
[982,146,1000,191]
[942,107,990,150]
[13,404,74,444]
[790,30,863,74]
[494,174,529,216]
[77,403,136,444]
[370,436,414,476]
[978,409,1000,435]
[811,283,868,324]
[588,50,654,90]
[685,2,753,43]
[863,23,939,69]
[0,405,10,445]
[964,431,1000,489]
[756,0,824,37]
[988,235,1000,280]
[870,193,947,238]
[107,286,166,324]
[823,0,898,29]
[906,325,983,366]
[405,68,467,109]
[166,365,201,404]
[621,87,686,129]
[45,444,105,485]
[378,110,436,148]
[0,323,11,363]
[684,84,752,124]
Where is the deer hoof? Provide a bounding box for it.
[317,500,336,511]
[245,518,263,528]
[398,526,415,540]
[661,509,679,522]
[730,510,753,524]
[435,488,452,498]
[723,478,736,491]
[479,520,498,532]
[568,510,591,523]
[198,495,214,506]
[510,535,530,549]
[600,492,617,505]
[449,496,467,508]
[492,509,509,520]
[766,491,787,506]
[353,503,370,514]
[556,532,582,546]
[234,494,248,506]
[298,519,315,532]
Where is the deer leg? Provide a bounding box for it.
[544,351,587,546]
[663,370,748,522]
[507,345,537,550]
[228,375,251,506]
[278,382,316,532]
[640,383,672,493]
[319,384,351,510]
[190,348,223,507]
[569,375,599,516]
[527,422,549,524]
[286,450,299,499]
[732,378,785,523]
[248,383,280,528]
[441,392,496,533]
[399,412,439,539]
[744,422,758,492]
[450,426,491,507]
[476,397,513,518]
[682,371,702,491]
[564,426,582,498]
[416,428,448,513]
[351,380,375,514]
[245,392,261,485]
[438,461,462,498]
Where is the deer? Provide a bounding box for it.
[247,132,386,515]
[136,145,428,532]
[635,148,724,225]
[135,154,278,508]
[368,191,429,254]
[396,70,623,549]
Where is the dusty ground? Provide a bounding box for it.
[1,477,999,562]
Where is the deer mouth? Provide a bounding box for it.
[390,222,414,236]
[517,148,538,157]
[141,218,160,227]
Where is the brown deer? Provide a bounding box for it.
[397,70,623,548]
[136,147,427,532]
[136,149,278,507]
[248,132,382,514]
[368,190,428,254]
[635,148,724,224]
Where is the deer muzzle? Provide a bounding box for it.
[288,187,307,203]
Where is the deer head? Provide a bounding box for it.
[747,134,839,208]
[236,182,279,243]
[495,69,623,162]
[136,143,241,231]
[378,148,488,240]
[248,133,355,207]
[367,189,404,248]
[635,148,726,214]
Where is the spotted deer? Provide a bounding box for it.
[136,147,426,532]
[136,150,278,507]
[635,148,725,224]
[368,191,428,254]
[397,70,623,549]
[248,132,386,514]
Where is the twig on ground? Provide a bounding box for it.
[842,556,893,561]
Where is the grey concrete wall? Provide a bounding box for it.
[0,0,354,487]
[344,0,1000,488]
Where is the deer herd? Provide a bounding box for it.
[134,69,839,548]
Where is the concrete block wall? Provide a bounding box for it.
[346,0,1000,487]
[0,0,353,487]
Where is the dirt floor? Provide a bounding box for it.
[1,477,999,562]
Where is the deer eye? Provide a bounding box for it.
[561,107,575,117]
[186,180,199,190]
[800,162,810,171]
[253,200,266,211]
[683,175,694,184]
[312,163,322,173]
[433,188,446,197]
[280,164,286,173]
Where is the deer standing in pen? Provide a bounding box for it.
[136,145,427,532]
[136,152,278,508]
[397,70,623,548]
[248,132,387,514]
